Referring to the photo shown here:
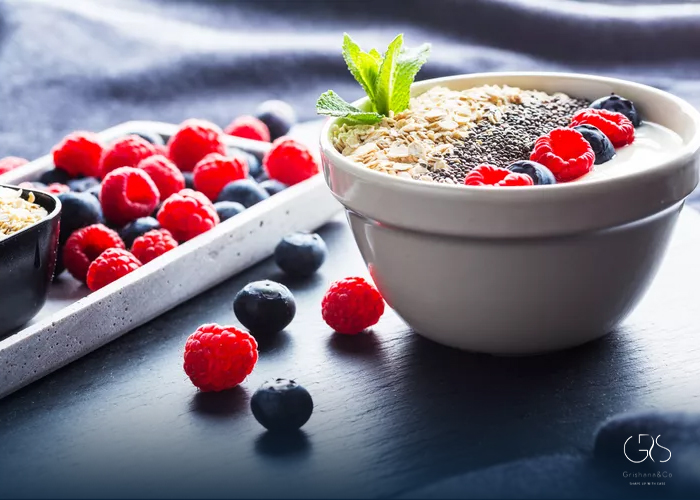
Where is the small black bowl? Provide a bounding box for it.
[0,185,61,337]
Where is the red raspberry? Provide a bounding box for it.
[100,167,161,226]
[131,229,178,264]
[63,224,125,282]
[138,154,185,200]
[183,323,258,392]
[530,128,595,182]
[193,152,248,201]
[52,131,103,178]
[321,277,385,334]
[167,119,226,172]
[263,137,319,186]
[156,188,219,242]
[46,183,71,194]
[100,135,158,178]
[86,248,142,291]
[570,109,634,147]
[0,156,28,175]
[463,164,534,186]
[224,115,271,142]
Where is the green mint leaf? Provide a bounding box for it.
[316,90,383,124]
[342,34,381,104]
[390,43,431,114]
[372,34,404,116]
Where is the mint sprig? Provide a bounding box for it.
[317,33,431,124]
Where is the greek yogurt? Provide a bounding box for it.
[578,121,683,182]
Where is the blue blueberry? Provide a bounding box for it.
[119,217,160,248]
[259,179,287,196]
[214,201,245,222]
[573,124,616,164]
[230,148,263,179]
[274,232,327,278]
[506,160,556,185]
[40,168,71,185]
[251,379,313,432]
[255,100,296,140]
[233,280,296,334]
[131,131,165,146]
[590,94,641,127]
[67,176,100,193]
[182,171,195,190]
[216,179,269,207]
[56,192,103,244]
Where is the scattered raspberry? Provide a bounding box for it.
[138,154,185,200]
[63,224,125,282]
[100,167,161,226]
[193,152,248,201]
[167,119,226,172]
[183,323,258,392]
[100,135,158,178]
[156,188,219,242]
[530,128,595,182]
[321,277,385,334]
[570,109,635,147]
[224,115,271,142]
[0,156,28,175]
[86,248,142,291]
[463,164,534,186]
[52,131,103,177]
[263,137,319,186]
[46,183,71,194]
[131,229,178,264]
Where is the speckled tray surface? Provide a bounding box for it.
[0,121,340,399]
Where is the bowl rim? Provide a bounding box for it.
[319,71,700,199]
[0,184,62,244]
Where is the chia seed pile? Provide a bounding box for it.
[438,95,588,184]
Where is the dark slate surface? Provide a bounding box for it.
[1,209,700,498]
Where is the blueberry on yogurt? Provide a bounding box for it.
[590,94,641,127]
[573,124,616,164]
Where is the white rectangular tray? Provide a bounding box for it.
[0,120,340,398]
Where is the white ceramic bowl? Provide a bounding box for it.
[320,72,700,355]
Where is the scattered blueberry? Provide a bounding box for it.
[255,100,296,140]
[251,378,313,432]
[590,94,641,127]
[214,201,245,222]
[56,191,103,244]
[119,217,160,248]
[573,124,616,164]
[216,179,269,208]
[40,168,71,185]
[274,232,327,278]
[506,160,556,185]
[233,280,296,334]
[259,179,287,196]
[131,131,165,146]
[182,171,195,190]
[67,176,100,193]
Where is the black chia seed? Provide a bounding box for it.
[435,95,589,183]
